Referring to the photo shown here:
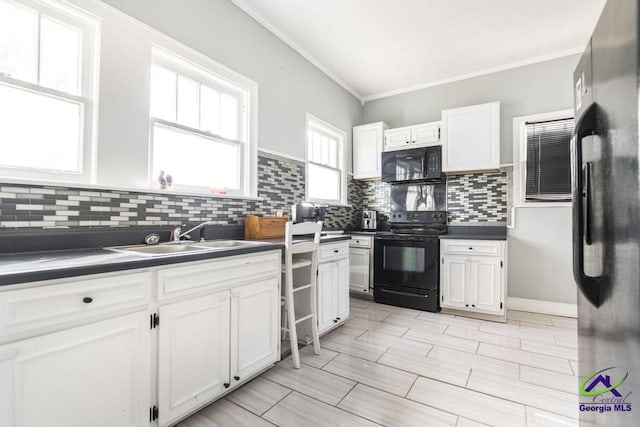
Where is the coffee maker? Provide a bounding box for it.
[361,210,379,230]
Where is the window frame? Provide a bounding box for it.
[148,47,255,196]
[0,0,98,184]
[305,113,347,205]
[512,109,574,208]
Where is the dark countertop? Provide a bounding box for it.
[346,230,377,235]
[0,243,284,287]
[0,235,351,288]
[439,225,507,241]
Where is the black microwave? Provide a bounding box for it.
[381,145,442,183]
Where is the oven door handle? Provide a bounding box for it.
[379,288,430,298]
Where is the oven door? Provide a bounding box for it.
[374,235,438,290]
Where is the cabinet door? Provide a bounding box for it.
[230,277,279,383]
[317,262,337,333]
[410,122,440,145]
[353,123,386,180]
[442,102,500,172]
[0,312,150,427]
[470,257,503,314]
[158,292,230,427]
[384,128,411,150]
[441,256,468,310]
[349,248,370,294]
[336,258,350,322]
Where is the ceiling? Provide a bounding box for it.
[230,0,606,103]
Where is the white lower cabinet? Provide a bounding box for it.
[317,249,349,335]
[348,248,369,293]
[440,240,506,316]
[230,278,279,382]
[157,277,279,427]
[0,311,151,427]
[157,291,230,427]
[0,250,282,427]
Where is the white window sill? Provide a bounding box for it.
[514,202,572,209]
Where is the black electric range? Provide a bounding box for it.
[373,210,447,313]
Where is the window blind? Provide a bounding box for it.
[525,117,574,201]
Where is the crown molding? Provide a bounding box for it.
[361,47,583,103]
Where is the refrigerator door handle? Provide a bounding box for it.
[572,102,602,307]
[583,162,593,245]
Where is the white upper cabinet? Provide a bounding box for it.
[441,102,500,172]
[353,121,388,180]
[384,121,440,151]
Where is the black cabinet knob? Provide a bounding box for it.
[333,319,338,323]
[465,304,469,307]
[472,304,476,308]
[468,247,473,250]
[223,382,230,388]
[234,375,240,381]
[83,297,93,304]
[336,317,341,321]
[334,249,339,253]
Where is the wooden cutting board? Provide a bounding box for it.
[245,215,289,240]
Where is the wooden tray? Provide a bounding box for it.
[245,215,289,240]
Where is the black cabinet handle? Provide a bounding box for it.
[468,247,473,250]
[472,304,476,308]
[336,317,341,321]
[223,382,230,388]
[334,249,339,253]
[465,304,469,307]
[333,319,338,323]
[83,297,93,304]
[234,375,240,381]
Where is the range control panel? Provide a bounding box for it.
[389,210,447,224]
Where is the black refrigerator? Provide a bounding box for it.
[573,1,640,425]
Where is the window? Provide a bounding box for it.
[513,110,574,206]
[305,114,346,204]
[149,49,252,195]
[0,0,96,182]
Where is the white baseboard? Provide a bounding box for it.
[507,297,577,318]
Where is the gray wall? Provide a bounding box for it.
[509,207,576,304]
[100,0,362,167]
[362,55,580,305]
[362,54,579,163]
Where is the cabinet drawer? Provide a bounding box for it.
[349,236,372,248]
[319,243,349,262]
[0,272,151,342]
[157,251,280,301]
[442,240,502,256]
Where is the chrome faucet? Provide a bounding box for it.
[172,221,216,242]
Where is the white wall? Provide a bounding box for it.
[362,55,580,304]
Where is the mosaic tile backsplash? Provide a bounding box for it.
[0,151,508,231]
[446,171,508,223]
[0,152,359,231]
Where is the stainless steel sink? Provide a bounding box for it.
[191,240,269,249]
[106,243,210,256]
[106,239,269,257]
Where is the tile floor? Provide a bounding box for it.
[178,297,579,427]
